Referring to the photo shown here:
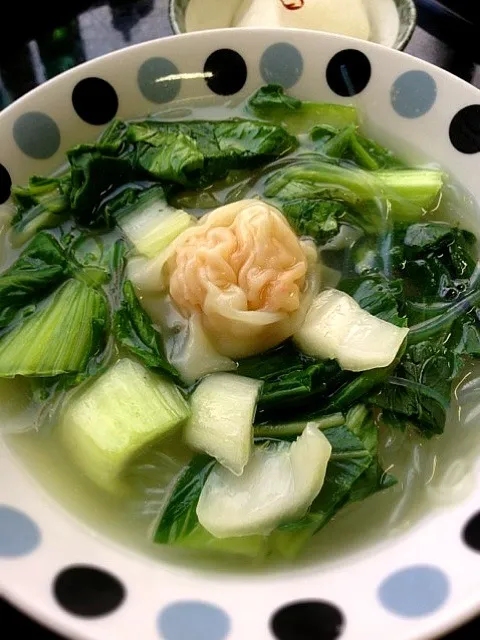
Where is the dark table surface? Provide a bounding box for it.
[1,1,480,638]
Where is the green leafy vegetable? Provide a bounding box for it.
[237,342,344,421]
[11,175,71,244]
[265,161,444,225]
[269,408,375,559]
[338,274,406,326]
[370,340,458,437]
[154,454,267,557]
[114,280,182,383]
[345,404,396,503]
[0,232,70,331]
[154,454,215,544]
[127,119,297,186]
[247,84,358,134]
[311,123,403,170]
[68,144,133,225]
[134,131,204,184]
[0,279,108,377]
[113,185,192,257]
[254,413,345,439]
[247,83,302,115]
[280,199,348,245]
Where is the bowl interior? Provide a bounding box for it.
[0,28,480,640]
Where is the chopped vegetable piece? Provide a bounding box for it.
[254,413,345,439]
[11,175,71,244]
[270,406,381,558]
[0,279,107,377]
[154,454,268,558]
[265,161,444,222]
[113,280,182,383]
[170,314,237,385]
[184,373,263,476]
[115,186,193,257]
[196,424,332,538]
[0,232,70,330]
[127,118,297,185]
[59,358,190,492]
[294,289,409,371]
[248,84,358,134]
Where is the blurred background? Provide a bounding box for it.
[0,0,479,638]
[0,0,478,112]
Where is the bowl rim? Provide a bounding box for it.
[168,0,418,51]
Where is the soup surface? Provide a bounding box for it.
[2,85,480,568]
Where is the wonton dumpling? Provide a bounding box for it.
[166,200,319,358]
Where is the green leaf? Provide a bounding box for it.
[128,118,297,186]
[247,84,358,135]
[134,132,204,184]
[254,413,345,439]
[311,124,403,170]
[448,314,480,357]
[236,341,316,380]
[259,361,340,410]
[97,119,128,148]
[113,281,182,383]
[338,274,406,326]
[0,232,70,331]
[68,144,133,224]
[343,404,397,503]
[279,199,348,245]
[0,279,108,377]
[154,455,215,544]
[349,131,403,171]
[237,342,344,420]
[404,222,454,252]
[247,83,302,115]
[370,341,456,437]
[264,161,443,225]
[154,453,268,558]
[11,175,71,243]
[95,183,157,226]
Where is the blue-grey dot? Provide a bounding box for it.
[158,601,230,640]
[138,57,181,104]
[391,70,437,119]
[378,565,449,618]
[0,505,41,557]
[260,43,303,89]
[13,112,61,159]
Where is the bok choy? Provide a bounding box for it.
[60,358,190,492]
[0,279,107,377]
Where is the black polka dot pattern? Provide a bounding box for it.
[0,164,12,204]
[463,511,480,551]
[326,49,371,97]
[271,600,345,640]
[72,77,119,125]
[204,49,247,96]
[449,105,480,154]
[53,565,125,617]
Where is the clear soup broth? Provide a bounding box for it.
[2,87,480,569]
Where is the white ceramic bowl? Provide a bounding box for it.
[1,28,480,640]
